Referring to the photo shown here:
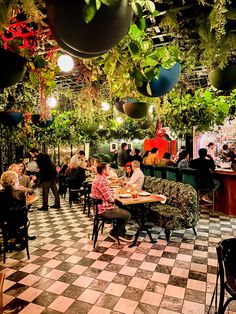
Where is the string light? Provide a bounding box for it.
[102,101,110,110]
[57,54,74,72]
[47,97,57,108]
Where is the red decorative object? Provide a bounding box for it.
[0,18,52,55]
[155,119,166,137]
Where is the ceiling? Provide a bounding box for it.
[2,0,234,95]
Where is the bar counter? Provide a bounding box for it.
[213,169,236,216]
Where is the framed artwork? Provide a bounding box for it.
[127,143,133,151]
[110,142,118,152]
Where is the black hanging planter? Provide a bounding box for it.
[31,114,54,128]
[46,0,132,54]
[0,111,23,126]
[114,99,125,114]
[123,101,150,119]
[140,115,153,129]
[53,33,107,58]
[208,64,236,90]
[0,48,27,88]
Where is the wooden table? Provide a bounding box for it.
[115,193,165,247]
[213,170,236,216]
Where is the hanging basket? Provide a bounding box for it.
[80,121,99,134]
[53,33,107,58]
[114,99,125,114]
[140,115,153,129]
[123,101,150,119]
[137,63,181,97]
[0,48,27,88]
[208,64,236,90]
[46,0,132,54]
[0,111,23,126]
[31,114,54,128]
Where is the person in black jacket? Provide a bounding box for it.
[190,148,220,203]
[30,148,60,211]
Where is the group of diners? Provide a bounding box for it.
[0,141,231,252]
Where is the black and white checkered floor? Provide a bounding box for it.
[1,191,236,314]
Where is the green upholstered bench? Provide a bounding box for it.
[143,176,198,241]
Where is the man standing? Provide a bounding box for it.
[118,143,128,170]
[190,148,220,203]
[92,162,132,242]
[30,148,60,211]
[126,160,144,191]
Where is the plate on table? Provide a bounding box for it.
[138,191,151,196]
[119,193,132,198]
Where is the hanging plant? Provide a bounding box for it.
[164,89,230,135]
[46,0,133,54]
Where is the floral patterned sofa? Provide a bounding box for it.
[143,176,198,241]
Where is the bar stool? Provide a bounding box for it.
[165,166,182,182]
[142,165,154,176]
[181,168,216,213]
[153,166,166,179]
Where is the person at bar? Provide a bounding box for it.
[145,147,159,166]
[190,148,220,203]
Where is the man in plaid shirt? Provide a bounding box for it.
[92,162,132,242]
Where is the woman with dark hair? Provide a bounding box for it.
[177,150,189,169]
[159,152,176,167]
[145,147,159,166]
[125,148,133,165]
[132,148,143,164]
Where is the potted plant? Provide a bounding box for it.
[31,114,55,128]
[123,99,150,119]
[208,64,236,90]
[137,63,181,97]
[0,48,27,88]
[0,90,24,126]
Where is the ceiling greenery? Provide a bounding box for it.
[0,0,236,146]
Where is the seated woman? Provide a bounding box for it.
[9,163,34,194]
[58,158,70,195]
[66,166,86,203]
[0,171,28,249]
[158,152,176,167]
[107,164,118,181]
[120,165,133,182]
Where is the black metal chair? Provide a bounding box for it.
[0,206,30,263]
[67,178,84,208]
[209,238,236,314]
[142,165,154,176]
[92,198,120,248]
[58,174,68,199]
[165,166,182,182]
[83,182,92,217]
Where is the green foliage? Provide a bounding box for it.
[164,89,230,135]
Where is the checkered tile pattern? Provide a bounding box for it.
[1,190,236,314]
